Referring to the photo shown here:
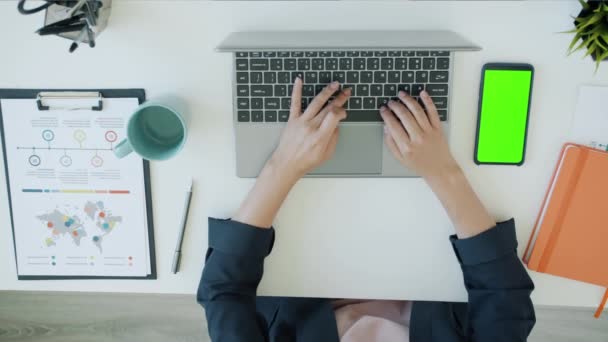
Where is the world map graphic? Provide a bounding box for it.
[36,201,122,253]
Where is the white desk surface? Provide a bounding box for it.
[1,0,607,308]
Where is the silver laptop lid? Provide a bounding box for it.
[216,30,481,52]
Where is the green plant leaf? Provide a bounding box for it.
[577,24,604,39]
[578,0,590,10]
[570,38,589,55]
[596,34,608,50]
[584,43,598,57]
[561,28,580,34]
[574,9,597,23]
[579,11,605,29]
[589,24,605,33]
[574,15,589,23]
[568,32,584,52]
[593,49,607,73]
[597,49,608,61]
[593,1,608,13]
[601,31,608,42]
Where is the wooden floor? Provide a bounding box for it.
[1,291,607,341]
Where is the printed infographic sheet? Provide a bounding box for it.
[1,97,152,277]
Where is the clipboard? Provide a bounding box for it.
[0,89,156,280]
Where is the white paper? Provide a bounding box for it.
[1,97,152,277]
[570,85,608,150]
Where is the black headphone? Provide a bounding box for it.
[18,1,103,15]
[17,0,56,15]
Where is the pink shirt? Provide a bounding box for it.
[333,300,412,342]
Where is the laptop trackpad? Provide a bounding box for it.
[310,124,383,175]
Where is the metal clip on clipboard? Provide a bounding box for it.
[37,91,103,111]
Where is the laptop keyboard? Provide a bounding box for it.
[235,50,450,123]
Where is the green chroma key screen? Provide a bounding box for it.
[476,68,533,165]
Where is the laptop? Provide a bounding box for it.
[217,31,480,177]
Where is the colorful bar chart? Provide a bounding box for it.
[22,189,130,194]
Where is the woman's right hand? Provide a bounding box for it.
[380,90,460,181]
[381,90,495,239]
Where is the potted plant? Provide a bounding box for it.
[567,0,608,71]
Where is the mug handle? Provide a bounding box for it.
[114,139,133,159]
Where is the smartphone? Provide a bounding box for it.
[474,63,534,165]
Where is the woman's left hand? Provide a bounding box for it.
[270,78,351,180]
[233,79,350,228]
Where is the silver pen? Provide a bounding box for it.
[172,178,193,274]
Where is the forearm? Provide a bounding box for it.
[232,80,347,228]
[450,220,536,341]
[425,164,495,239]
[233,157,299,228]
[197,219,274,342]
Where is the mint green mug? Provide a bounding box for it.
[114,102,187,160]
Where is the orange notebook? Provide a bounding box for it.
[524,143,608,318]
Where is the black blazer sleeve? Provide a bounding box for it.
[197,218,275,342]
[450,219,536,341]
